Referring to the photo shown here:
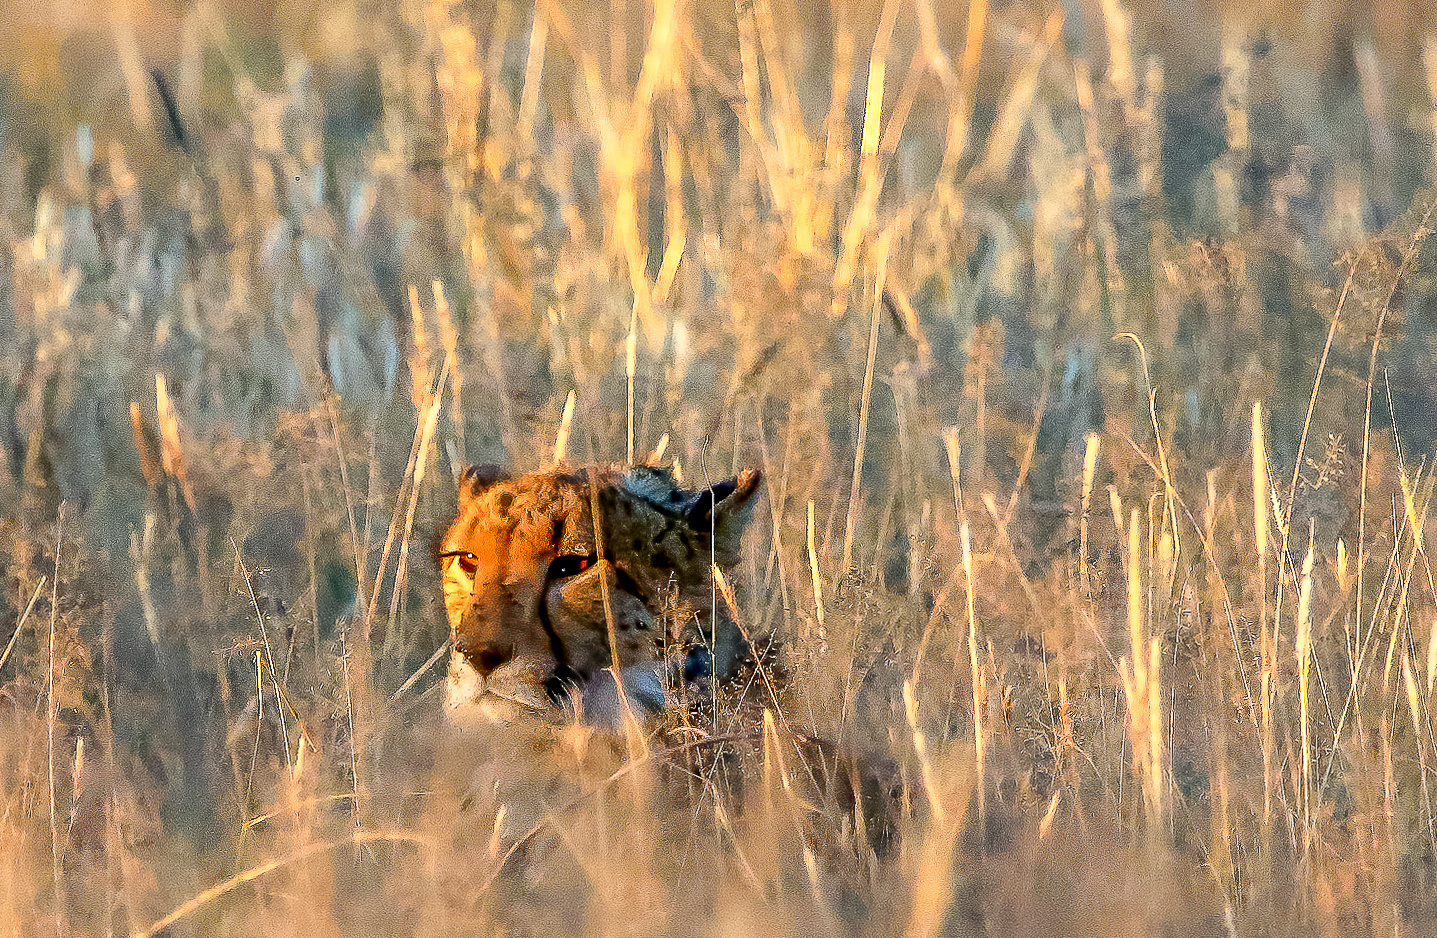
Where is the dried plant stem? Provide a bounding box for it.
[1074,60,1126,311]
[552,389,577,467]
[830,0,900,318]
[1295,539,1315,857]
[48,505,65,938]
[1115,333,1180,559]
[387,355,453,661]
[589,476,646,757]
[1080,432,1099,593]
[626,306,638,464]
[234,541,294,775]
[0,577,44,675]
[324,395,369,619]
[132,831,432,938]
[516,2,548,144]
[1118,508,1166,831]
[1400,653,1436,852]
[915,0,986,189]
[1252,401,1275,854]
[841,228,891,576]
[961,521,985,828]
[1273,266,1353,635]
[1353,202,1434,663]
[974,14,1061,181]
[1098,0,1135,108]
[367,357,451,639]
[807,500,826,653]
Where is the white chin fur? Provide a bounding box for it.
[444,652,669,731]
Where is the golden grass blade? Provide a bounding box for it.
[154,373,196,512]
[383,354,453,657]
[652,126,687,303]
[807,499,826,653]
[589,475,647,758]
[0,577,45,676]
[1427,618,1437,697]
[516,2,548,144]
[1252,400,1276,850]
[1295,539,1314,854]
[943,427,965,526]
[626,304,638,464]
[973,13,1062,181]
[915,0,987,188]
[406,283,432,413]
[47,507,65,938]
[552,389,577,467]
[131,831,432,938]
[647,432,668,466]
[1097,0,1135,109]
[961,520,984,827]
[1252,402,1269,561]
[830,0,900,319]
[1127,509,1145,703]
[1080,432,1099,591]
[840,225,892,575]
[128,401,160,489]
[903,680,944,828]
[431,281,464,459]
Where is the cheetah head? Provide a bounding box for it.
[438,463,763,730]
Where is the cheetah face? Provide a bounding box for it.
[438,464,762,730]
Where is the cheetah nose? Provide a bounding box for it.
[468,642,515,677]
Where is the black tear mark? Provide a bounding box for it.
[537,557,574,678]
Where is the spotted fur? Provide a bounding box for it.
[437,463,763,729]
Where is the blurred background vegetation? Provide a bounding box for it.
[2,0,1437,934]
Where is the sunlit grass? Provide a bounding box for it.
[1,0,1436,935]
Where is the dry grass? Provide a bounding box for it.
[2,0,1437,935]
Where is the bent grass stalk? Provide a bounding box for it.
[1295,538,1314,857]
[961,521,984,828]
[1252,401,1275,856]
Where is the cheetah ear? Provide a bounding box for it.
[686,468,763,537]
[458,464,509,510]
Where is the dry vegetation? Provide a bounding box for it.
[2,0,1437,934]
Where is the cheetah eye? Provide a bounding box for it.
[548,554,597,579]
[443,551,479,576]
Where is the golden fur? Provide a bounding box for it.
[437,463,762,728]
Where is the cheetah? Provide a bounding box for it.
[437,462,765,729]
